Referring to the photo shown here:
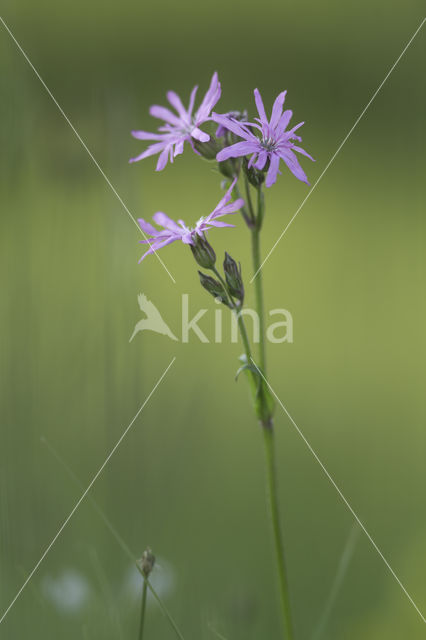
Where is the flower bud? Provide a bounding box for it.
[243,157,265,188]
[223,252,244,305]
[138,547,156,578]
[190,233,216,269]
[192,137,221,161]
[218,158,239,179]
[198,271,231,307]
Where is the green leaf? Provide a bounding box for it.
[235,363,260,382]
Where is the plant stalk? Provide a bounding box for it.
[232,180,252,227]
[138,577,148,640]
[251,185,294,639]
[251,187,266,372]
[146,581,187,640]
[263,427,294,640]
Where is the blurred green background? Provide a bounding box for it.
[0,1,425,638]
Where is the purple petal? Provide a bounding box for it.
[131,130,166,141]
[195,72,221,123]
[215,122,227,138]
[149,105,182,127]
[188,85,198,116]
[207,220,236,228]
[174,140,185,157]
[280,148,309,184]
[129,141,168,164]
[247,153,257,168]
[285,121,304,139]
[166,91,189,121]
[138,236,177,263]
[138,218,158,236]
[249,119,265,132]
[216,140,260,162]
[191,127,210,143]
[181,232,195,245]
[211,113,252,140]
[254,151,268,171]
[276,110,293,135]
[265,154,281,188]
[156,147,170,171]
[215,199,244,214]
[254,89,268,126]
[189,138,202,156]
[211,176,237,212]
[292,144,315,162]
[152,211,183,232]
[270,91,287,129]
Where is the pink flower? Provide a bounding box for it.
[130,73,221,171]
[213,89,314,187]
[137,179,244,262]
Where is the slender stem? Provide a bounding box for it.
[243,173,256,225]
[263,428,294,640]
[249,185,294,639]
[232,181,252,227]
[138,577,148,640]
[236,310,253,363]
[146,582,186,640]
[311,524,360,640]
[251,228,266,371]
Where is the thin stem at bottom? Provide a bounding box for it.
[263,426,294,640]
[138,577,148,640]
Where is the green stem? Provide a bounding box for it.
[232,181,252,227]
[250,185,294,639]
[311,524,360,640]
[263,428,294,640]
[251,187,266,372]
[138,577,148,640]
[243,173,256,226]
[146,582,186,640]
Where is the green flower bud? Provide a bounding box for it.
[223,252,244,305]
[218,158,239,179]
[190,234,216,269]
[243,157,266,188]
[198,271,231,307]
[192,137,221,161]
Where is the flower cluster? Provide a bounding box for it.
[127,75,311,630]
[130,72,313,262]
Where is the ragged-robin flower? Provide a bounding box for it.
[212,89,314,187]
[130,72,221,170]
[137,178,244,262]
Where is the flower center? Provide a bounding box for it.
[261,136,277,152]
